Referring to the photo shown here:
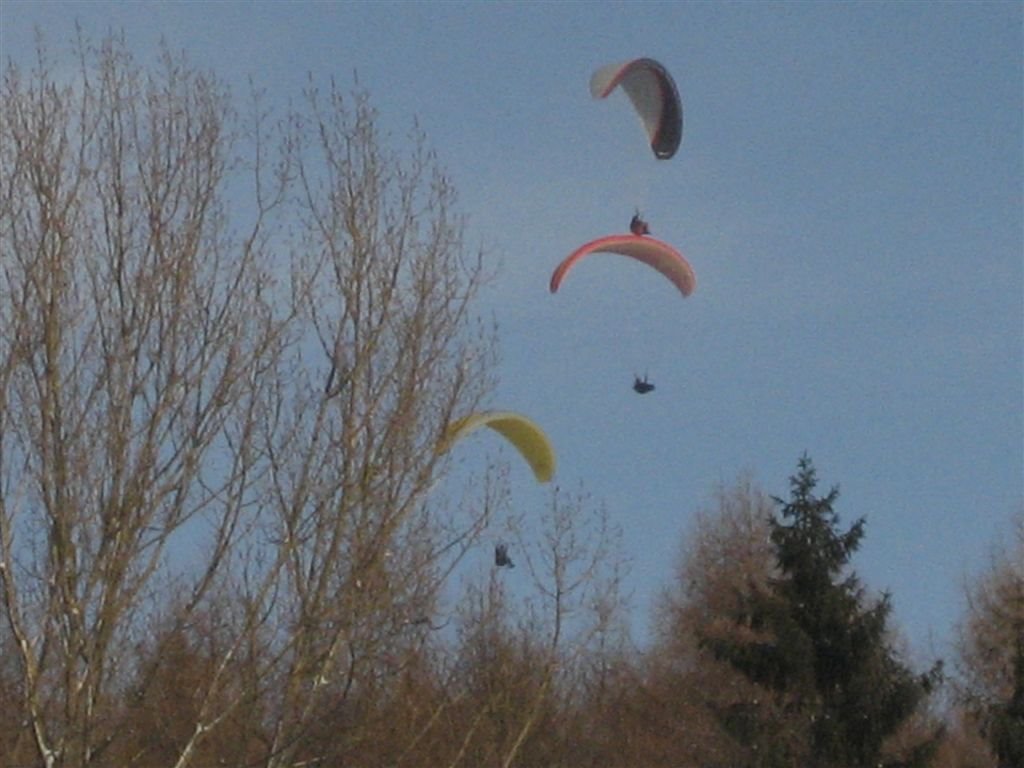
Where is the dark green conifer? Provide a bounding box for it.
[702,455,941,768]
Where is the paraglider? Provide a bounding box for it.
[438,411,556,484]
[633,375,655,394]
[590,58,683,160]
[549,234,696,298]
[629,211,650,236]
[495,543,515,568]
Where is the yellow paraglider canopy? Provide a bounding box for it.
[438,411,556,483]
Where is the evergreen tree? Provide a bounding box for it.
[702,455,941,768]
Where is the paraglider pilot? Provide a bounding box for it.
[630,211,650,236]
[495,543,514,568]
[633,374,655,394]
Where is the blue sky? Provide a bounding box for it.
[2,0,1021,660]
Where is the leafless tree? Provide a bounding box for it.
[954,509,1023,767]
[655,474,778,655]
[0,32,282,767]
[643,475,799,767]
[931,708,999,768]
[383,487,628,768]
[245,74,497,768]
[1,31,496,767]
[501,487,627,767]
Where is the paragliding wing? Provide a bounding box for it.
[439,411,556,483]
[549,234,696,298]
[591,58,682,159]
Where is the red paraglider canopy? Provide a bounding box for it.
[549,234,696,298]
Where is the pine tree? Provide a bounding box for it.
[702,455,941,767]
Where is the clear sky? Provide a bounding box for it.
[2,0,1021,661]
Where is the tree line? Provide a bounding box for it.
[1,33,1021,768]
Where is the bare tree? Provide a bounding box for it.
[655,474,778,657]
[956,509,1024,767]
[1,31,496,767]
[501,487,627,768]
[644,474,785,768]
[371,487,628,768]
[931,709,999,768]
[0,32,284,767]
[244,76,496,768]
